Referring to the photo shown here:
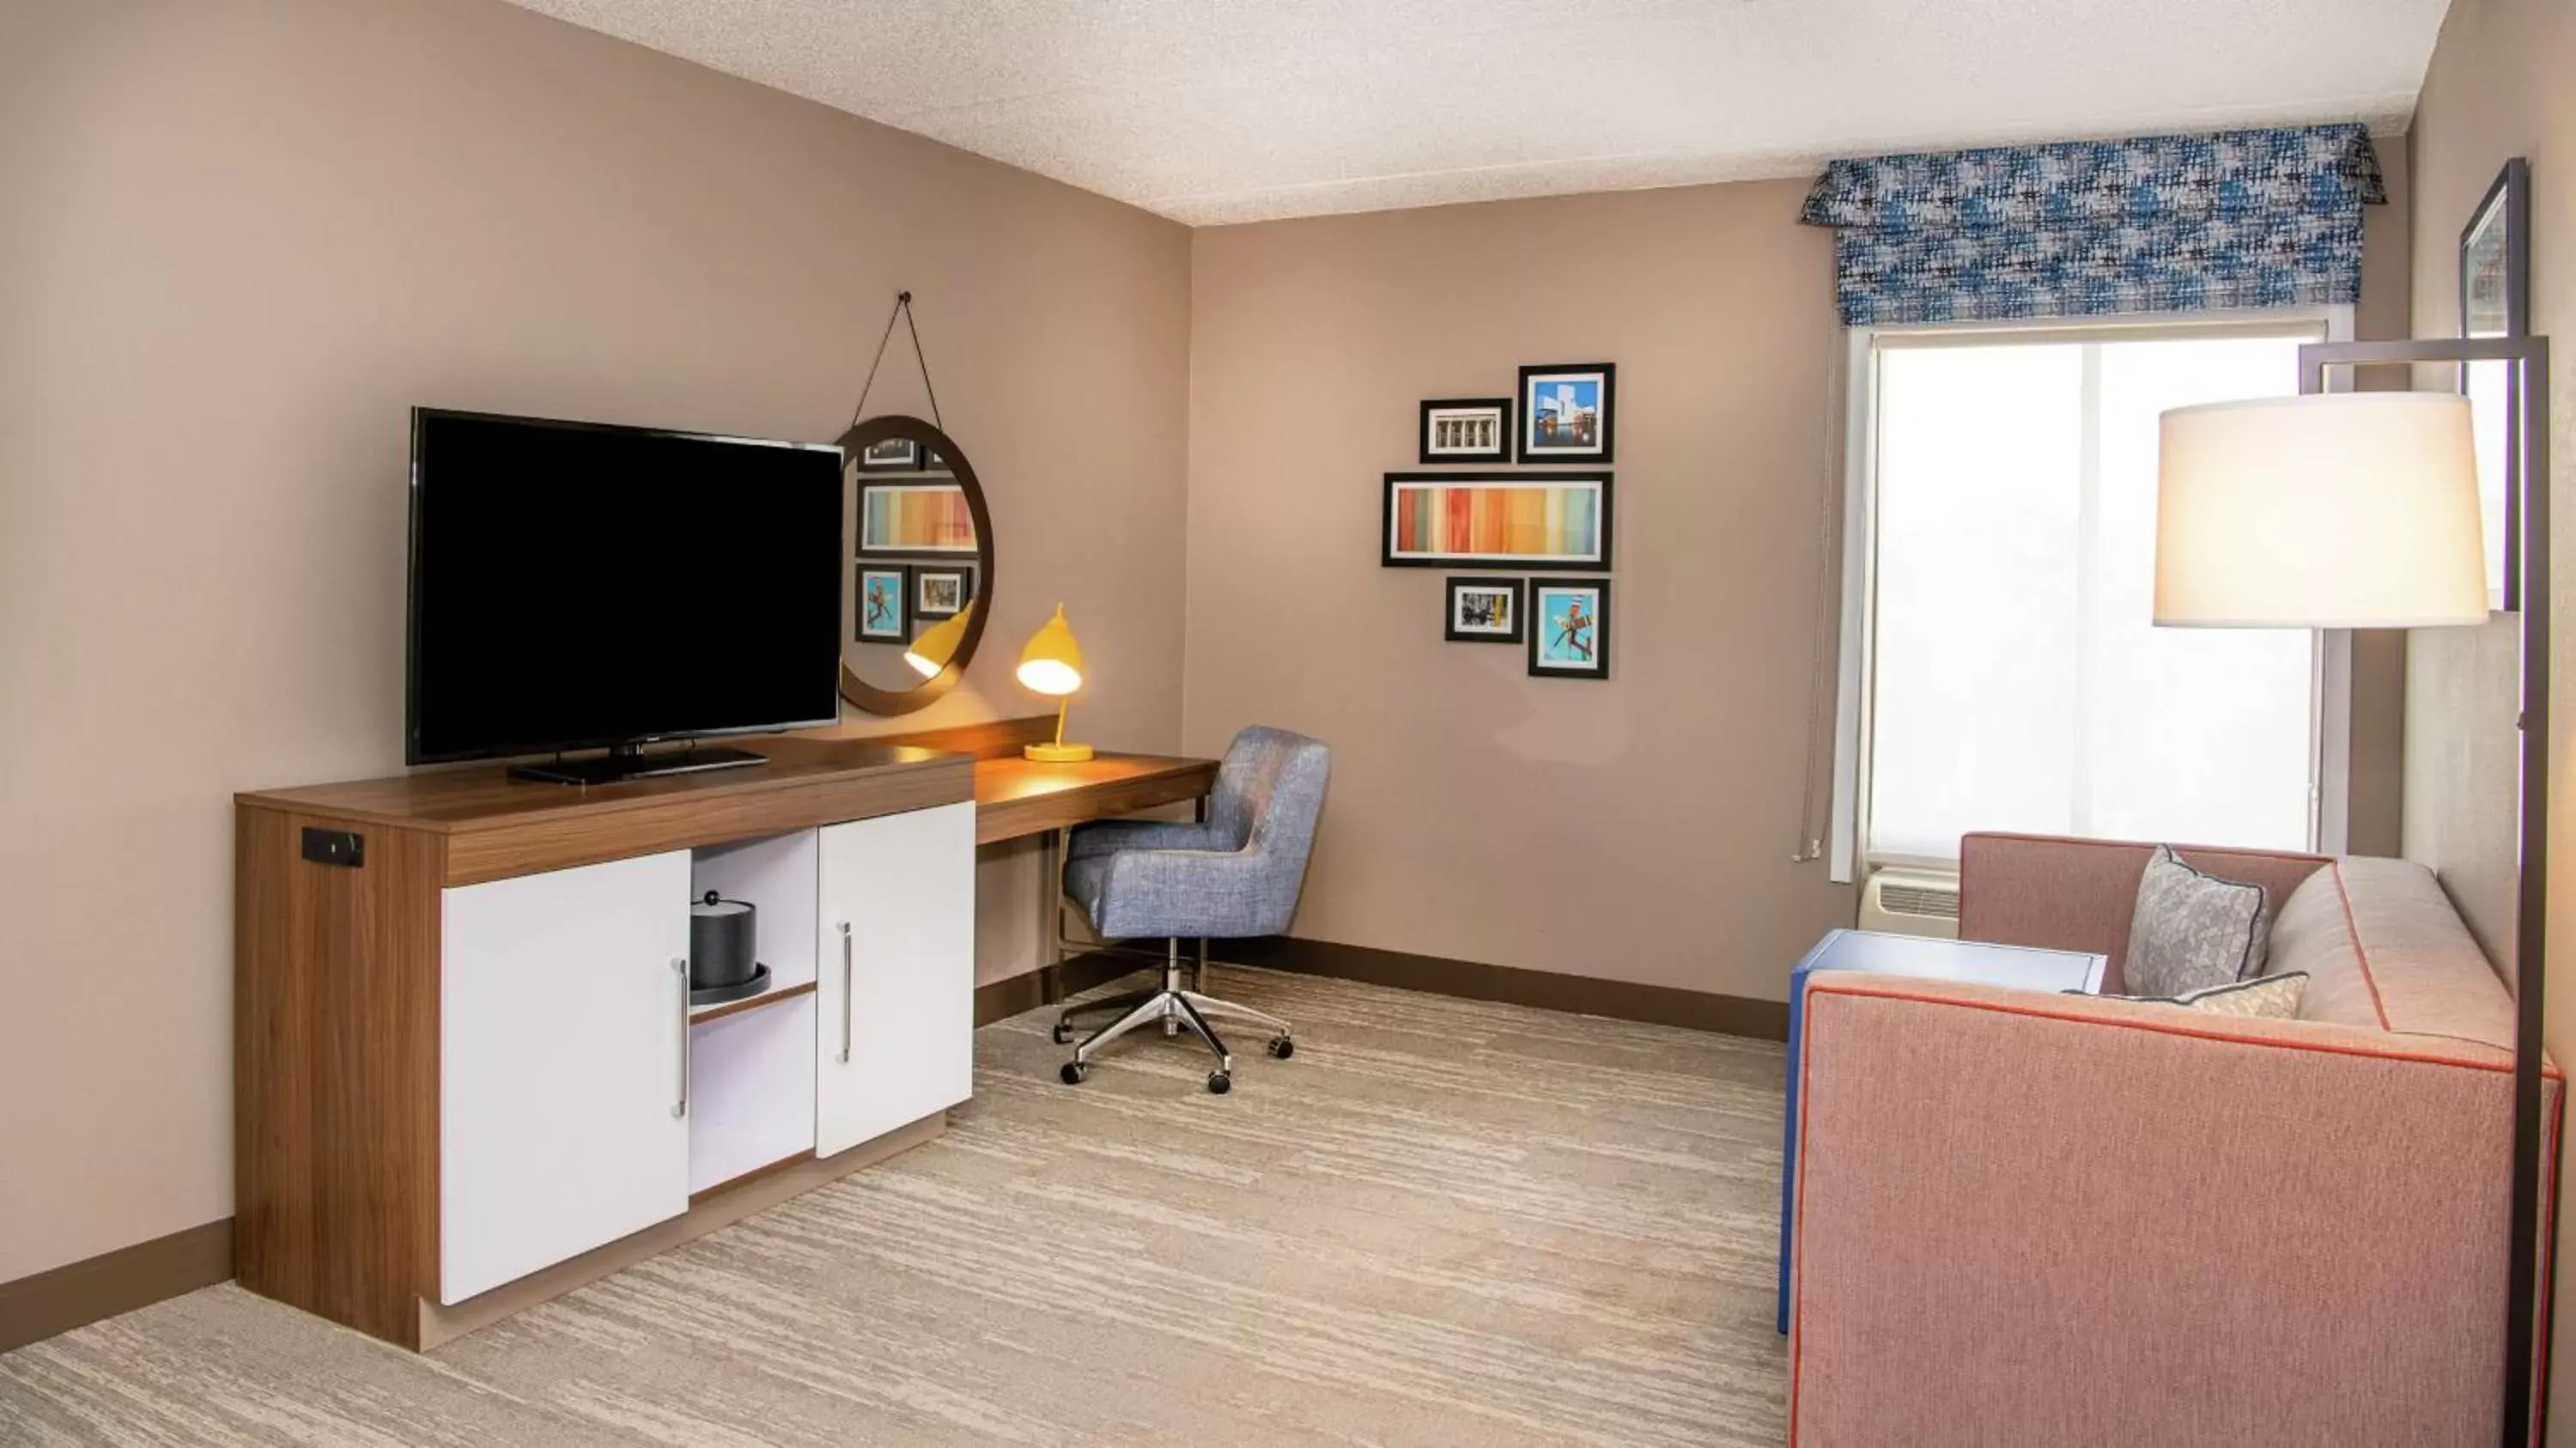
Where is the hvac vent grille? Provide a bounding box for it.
[1878,884,1959,919]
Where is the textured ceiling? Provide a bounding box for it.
[505,0,2445,226]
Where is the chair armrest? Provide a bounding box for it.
[1790,971,2553,1446]
[1067,818,1229,861]
[1087,845,1296,940]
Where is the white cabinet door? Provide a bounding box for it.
[440,850,692,1305]
[815,802,975,1156]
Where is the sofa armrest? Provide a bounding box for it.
[1790,971,2555,1447]
[1957,832,2333,990]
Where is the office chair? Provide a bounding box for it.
[1053,726,1330,1093]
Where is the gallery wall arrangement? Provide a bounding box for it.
[1388,362,1617,679]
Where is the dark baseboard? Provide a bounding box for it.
[973,949,1152,1026]
[0,1219,234,1354]
[1224,935,1790,1042]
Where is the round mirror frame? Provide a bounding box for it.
[836,414,995,716]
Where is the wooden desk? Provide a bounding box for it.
[790,717,1219,999]
[975,753,1218,844]
[786,715,1218,843]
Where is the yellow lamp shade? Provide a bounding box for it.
[902,601,974,679]
[1016,604,1086,696]
[1017,604,1092,762]
[2155,392,2489,629]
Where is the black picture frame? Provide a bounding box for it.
[1527,577,1610,680]
[1516,362,1615,464]
[856,480,978,557]
[913,563,975,620]
[1419,397,1514,464]
[1443,576,1525,643]
[854,563,908,642]
[855,435,924,474]
[1382,471,1613,571]
[2463,158,2531,340]
[2462,158,2530,611]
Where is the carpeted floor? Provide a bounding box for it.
[0,967,1790,1446]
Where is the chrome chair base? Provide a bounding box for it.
[1055,939,1291,1095]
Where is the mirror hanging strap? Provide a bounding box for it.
[845,290,944,434]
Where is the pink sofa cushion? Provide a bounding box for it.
[2269,855,2516,1050]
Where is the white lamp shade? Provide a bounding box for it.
[2154,392,2489,628]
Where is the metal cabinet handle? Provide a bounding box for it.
[671,957,691,1119]
[837,922,854,1064]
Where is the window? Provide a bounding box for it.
[1836,317,2344,873]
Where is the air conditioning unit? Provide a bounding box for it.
[1860,867,1960,940]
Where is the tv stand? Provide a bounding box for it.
[234,739,977,1349]
[508,742,767,786]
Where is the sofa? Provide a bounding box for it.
[1787,832,2561,1447]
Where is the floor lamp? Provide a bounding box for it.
[2154,335,2554,1445]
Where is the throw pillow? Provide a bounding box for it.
[2123,844,2272,999]
[2093,971,2308,1019]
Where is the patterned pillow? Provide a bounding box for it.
[2095,971,2308,1019]
[2123,844,2272,999]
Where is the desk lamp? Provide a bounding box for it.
[1017,604,1092,763]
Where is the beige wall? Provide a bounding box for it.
[0,0,1191,1284]
[2401,0,2576,1433]
[1182,167,2415,1001]
[1185,181,1859,998]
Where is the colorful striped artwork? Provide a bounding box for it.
[1381,472,1612,570]
[860,483,978,555]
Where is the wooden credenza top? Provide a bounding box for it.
[238,739,975,885]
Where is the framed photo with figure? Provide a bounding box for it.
[1444,576,1523,643]
[856,565,908,642]
[914,564,975,620]
[1528,578,1610,680]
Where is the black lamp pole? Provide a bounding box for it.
[2300,335,2554,1448]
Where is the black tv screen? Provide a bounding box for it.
[406,408,844,764]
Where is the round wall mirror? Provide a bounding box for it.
[838,414,993,715]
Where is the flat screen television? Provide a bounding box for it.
[407,408,844,784]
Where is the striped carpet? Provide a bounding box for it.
[0,967,1791,1446]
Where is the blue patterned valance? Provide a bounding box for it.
[1800,125,2386,326]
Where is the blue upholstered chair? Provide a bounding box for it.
[1053,726,1330,1093]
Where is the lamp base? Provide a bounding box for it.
[1024,742,1095,764]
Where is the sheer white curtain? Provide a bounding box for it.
[1862,327,2323,864]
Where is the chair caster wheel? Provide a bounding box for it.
[1267,1036,1294,1060]
[1207,1071,1231,1095]
[1060,1062,1087,1086]
[1051,1023,1075,1044]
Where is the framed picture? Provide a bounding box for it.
[855,436,924,473]
[1528,578,1610,680]
[914,564,975,620]
[1443,576,1523,643]
[1382,472,1612,570]
[1517,362,1615,464]
[2461,157,2529,611]
[859,481,978,555]
[855,565,908,641]
[1419,398,1512,464]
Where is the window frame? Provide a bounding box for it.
[1826,307,2358,884]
